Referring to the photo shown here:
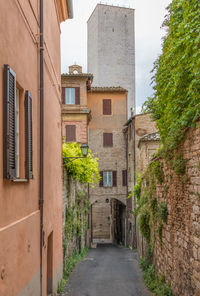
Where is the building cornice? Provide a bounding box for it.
[62,105,91,115]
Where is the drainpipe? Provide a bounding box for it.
[39,0,44,295]
[133,119,137,248]
[125,130,129,247]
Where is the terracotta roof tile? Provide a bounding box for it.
[89,86,127,92]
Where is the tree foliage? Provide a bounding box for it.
[62,142,100,185]
[143,0,200,152]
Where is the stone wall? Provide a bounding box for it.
[125,113,158,248]
[146,126,200,296]
[62,169,89,259]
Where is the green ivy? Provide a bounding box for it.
[142,0,200,153]
[170,154,186,175]
[149,161,164,184]
[133,160,168,243]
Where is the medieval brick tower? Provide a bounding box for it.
[87,4,135,118]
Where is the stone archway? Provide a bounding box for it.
[90,196,127,245]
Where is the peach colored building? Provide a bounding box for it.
[61,65,93,144]
[0,1,72,295]
[87,87,128,245]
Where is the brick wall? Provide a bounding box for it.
[148,126,200,296]
[62,120,88,144]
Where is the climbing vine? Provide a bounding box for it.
[142,0,200,154]
[62,142,100,185]
[133,160,168,244]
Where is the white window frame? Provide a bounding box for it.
[16,88,20,178]
[65,88,75,104]
[103,171,112,187]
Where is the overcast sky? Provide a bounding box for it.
[61,0,171,114]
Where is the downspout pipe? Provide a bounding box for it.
[126,129,129,247]
[133,119,137,248]
[39,0,44,295]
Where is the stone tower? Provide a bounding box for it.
[87,4,135,118]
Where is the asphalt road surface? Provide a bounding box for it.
[62,244,151,296]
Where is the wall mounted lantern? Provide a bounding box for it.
[63,143,89,164]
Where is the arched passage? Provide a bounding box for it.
[90,197,127,245]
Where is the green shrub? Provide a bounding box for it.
[57,247,89,294]
[140,259,174,296]
[138,207,151,242]
[158,202,168,223]
[63,142,100,185]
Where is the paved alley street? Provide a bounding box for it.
[62,244,151,296]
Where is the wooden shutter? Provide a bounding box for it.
[112,171,117,187]
[25,91,33,179]
[103,133,113,147]
[99,171,103,187]
[103,99,111,115]
[3,65,16,179]
[62,87,65,104]
[127,195,132,211]
[66,125,76,142]
[129,124,132,140]
[122,170,127,186]
[75,87,80,105]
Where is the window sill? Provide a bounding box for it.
[12,179,28,183]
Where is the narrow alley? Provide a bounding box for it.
[62,244,151,296]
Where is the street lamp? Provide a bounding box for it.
[80,143,89,157]
[63,143,89,163]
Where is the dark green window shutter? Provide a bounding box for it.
[25,91,33,179]
[3,65,16,179]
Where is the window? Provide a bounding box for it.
[122,170,127,186]
[99,171,117,187]
[103,171,112,187]
[103,133,113,147]
[3,64,33,180]
[103,99,111,115]
[66,88,75,104]
[66,125,76,142]
[62,87,80,105]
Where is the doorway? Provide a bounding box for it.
[47,232,53,295]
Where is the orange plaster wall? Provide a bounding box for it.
[0,0,63,295]
[62,76,88,106]
[62,119,88,144]
[87,91,127,130]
